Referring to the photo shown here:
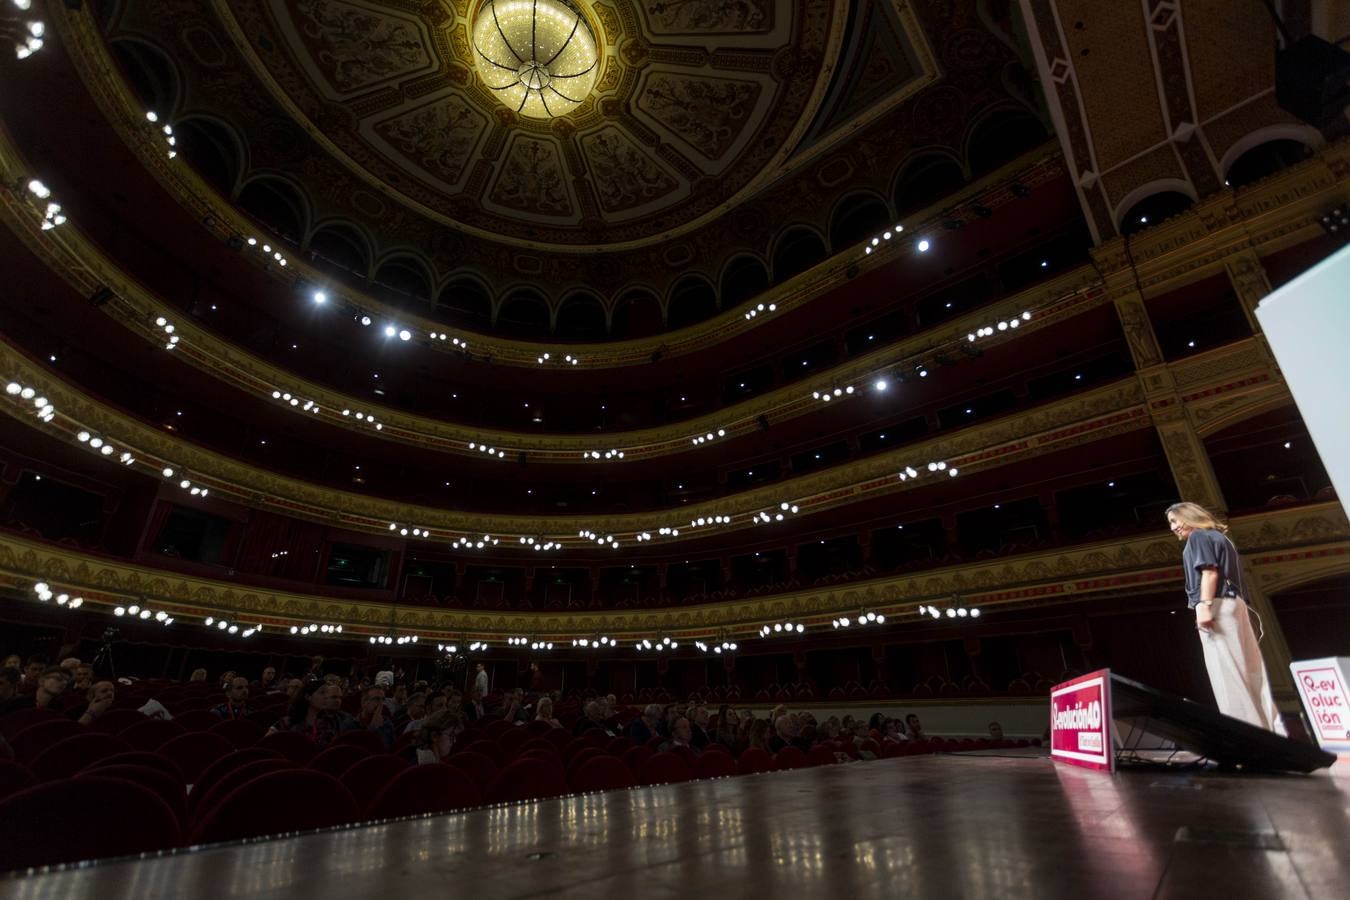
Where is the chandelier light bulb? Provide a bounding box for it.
[472,0,600,119]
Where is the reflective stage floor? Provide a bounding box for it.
[8,752,1348,899]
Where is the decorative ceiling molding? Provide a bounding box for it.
[3,503,1344,637]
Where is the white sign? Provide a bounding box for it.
[1290,657,1350,752]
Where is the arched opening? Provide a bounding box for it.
[498,290,551,337]
[1272,574,1350,662]
[437,277,493,329]
[771,226,828,282]
[719,255,769,310]
[828,192,891,252]
[610,288,663,338]
[892,154,966,219]
[308,222,370,280]
[109,38,180,116]
[1118,190,1195,237]
[1225,139,1314,189]
[371,255,433,308]
[174,117,243,196]
[666,276,717,329]
[556,293,609,340]
[966,108,1049,175]
[236,177,307,246]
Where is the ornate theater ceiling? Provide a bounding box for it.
[92,0,1041,301]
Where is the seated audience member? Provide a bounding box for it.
[882,719,905,744]
[410,710,464,764]
[427,693,449,718]
[212,676,254,720]
[988,721,1005,740]
[269,681,361,748]
[189,667,208,683]
[660,716,698,754]
[712,705,740,748]
[1,654,19,672]
[462,688,485,722]
[503,688,530,724]
[768,714,797,753]
[284,677,305,702]
[359,686,396,748]
[392,684,408,709]
[5,666,69,713]
[534,696,562,729]
[23,655,48,687]
[688,705,711,749]
[374,672,397,716]
[904,713,928,741]
[69,680,116,726]
[218,670,238,690]
[397,692,427,733]
[820,717,841,741]
[746,718,771,752]
[628,704,662,744]
[60,657,82,680]
[602,694,622,731]
[868,712,886,736]
[258,666,279,693]
[0,667,24,715]
[72,663,94,693]
[573,700,610,736]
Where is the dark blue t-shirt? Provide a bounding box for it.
[1181,528,1247,609]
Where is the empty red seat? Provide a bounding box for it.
[0,777,180,870]
[259,730,319,763]
[84,750,184,781]
[562,737,593,762]
[207,717,265,749]
[445,749,498,784]
[76,764,187,828]
[159,731,235,783]
[188,748,284,815]
[606,736,631,757]
[565,747,602,781]
[516,737,558,758]
[807,744,840,767]
[544,729,571,749]
[482,720,513,739]
[774,746,808,770]
[171,710,221,732]
[622,745,652,772]
[0,708,64,740]
[637,752,692,786]
[120,718,185,751]
[497,727,529,758]
[366,764,483,820]
[190,769,357,845]
[341,753,412,812]
[31,733,133,781]
[90,708,148,734]
[694,751,738,780]
[737,747,774,775]
[10,719,83,763]
[572,755,634,793]
[460,739,501,761]
[309,743,373,778]
[330,729,387,753]
[526,720,554,736]
[486,758,568,804]
[0,760,34,802]
[189,758,296,821]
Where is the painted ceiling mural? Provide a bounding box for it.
[98,0,1040,306]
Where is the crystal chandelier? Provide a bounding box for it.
[471,0,599,119]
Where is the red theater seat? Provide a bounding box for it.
[190,770,357,845]
[606,736,632,757]
[208,717,265,748]
[622,745,652,773]
[461,739,502,761]
[565,747,602,781]
[0,760,34,802]
[342,754,412,813]
[91,708,147,734]
[10,719,83,763]
[774,747,808,770]
[76,765,187,828]
[517,737,557,758]
[0,708,63,740]
[189,758,296,821]
[188,748,284,814]
[526,720,554,737]
[694,751,739,780]
[737,747,774,775]
[159,731,235,783]
[309,744,373,778]
[82,750,185,780]
[172,710,222,732]
[446,750,498,784]
[31,733,133,781]
[486,758,568,804]
[572,755,634,793]
[120,718,186,751]
[330,729,388,753]
[366,764,483,820]
[637,752,692,786]
[497,727,529,758]
[259,729,319,763]
[0,777,180,870]
[807,744,840,767]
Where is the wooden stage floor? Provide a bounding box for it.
[7,752,1347,899]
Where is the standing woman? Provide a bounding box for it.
[1166,502,1284,734]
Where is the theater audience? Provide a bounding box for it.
[23,655,47,686]
[269,681,365,748]
[882,719,904,744]
[712,705,740,748]
[473,663,489,697]
[69,679,115,726]
[769,714,803,753]
[573,700,609,736]
[503,688,530,724]
[359,685,396,748]
[689,705,711,749]
[535,696,562,728]
[258,666,278,692]
[660,716,697,754]
[0,667,23,715]
[904,713,928,741]
[72,663,93,693]
[746,718,772,752]
[189,667,208,682]
[411,710,463,764]
[396,692,427,733]
[988,721,1004,740]
[212,676,253,720]
[1,654,19,672]
[59,657,81,679]
[6,666,69,712]
[628,704,662,744]
[463,688,485,722]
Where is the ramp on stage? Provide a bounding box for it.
[8,753,1347,899]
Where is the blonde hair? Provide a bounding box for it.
[1165,501,1228,534]
[189,667,208,682]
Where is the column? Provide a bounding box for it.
[1222,250,1272,333]
[1113,292,1164,370]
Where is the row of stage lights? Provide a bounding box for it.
[694,639,738,654]
[917,603,981,619]
[759,621,806,637]
[507,637,555,650]
[536,352,580,366]
[6,380,55,422]
[25,180,64,230]
[8,0,43,59]
[32,583,83,609]
[832,611,887,629]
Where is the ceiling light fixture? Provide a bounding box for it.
[472,0,600,119]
